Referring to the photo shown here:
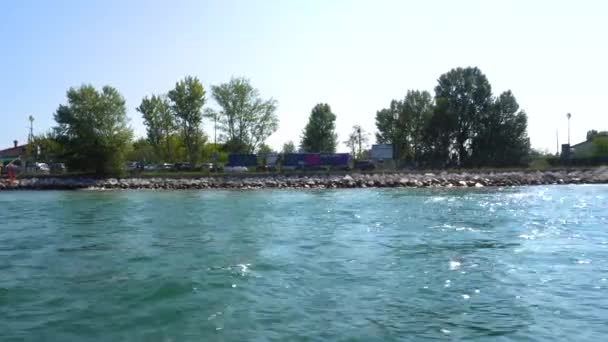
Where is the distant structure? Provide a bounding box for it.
[28,115,35,143]
[370,144,393,161]
[0,140,27,165]
[569,140,595,158]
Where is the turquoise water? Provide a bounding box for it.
[1,186,608,341]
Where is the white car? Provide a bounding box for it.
[35,163,50,174]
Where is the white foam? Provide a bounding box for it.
[449,261,461,270]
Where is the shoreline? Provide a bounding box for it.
[1,168,607,191]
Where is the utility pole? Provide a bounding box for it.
[567,112,572,146]
[556,129,559,156]
[357,126,362,160]
[213,113,217,147]
[28,115,34,143]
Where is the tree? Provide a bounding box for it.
[168,76,206,164]
[282,141,296,154]
[257,143,273,155]
[375,100,403,157]
[127,138,156,163]
[26,132,65,163]
[587,130,599,142]
[53,85,133,174]
[470,91,530,166]
[593,136,608,157]
[137,94,175,161]
[344,125,370,160]
[300,103,338,152]
[375,90,433,161]
[434,67,493,165]
[208,77,279,153]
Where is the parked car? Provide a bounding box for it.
[126,162,140,171]
[35,162,50,174]
[354,160,376,171]
[174,162,195,171]
[144,164,161,171]
[160,163,174,171]
[50,163,67,174]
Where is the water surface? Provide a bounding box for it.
[1,186,607,341]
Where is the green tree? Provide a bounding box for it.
[420,99,455,167]
[168,76,206,164]
[127,138,156,163]
[282,141,296,154]
[471,91,530,166]
[300,103,338,152]
[209,77,279,153]
[593,136,608,157]
[137,94,175,162]
[434,67,493,166]
[375,91,433,161]
[26,132,65,164]
[53,85,133,174]
[587,130,599,141]
[344,125,370,160]
[375,100,403,158]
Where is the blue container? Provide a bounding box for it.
[227,154,258,167]
[320,153,351,167]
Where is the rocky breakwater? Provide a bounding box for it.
[1,168,608,191]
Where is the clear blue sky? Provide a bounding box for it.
[1,0,607,152]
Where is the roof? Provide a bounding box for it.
[571,140,593,149]
[0,145,27,158]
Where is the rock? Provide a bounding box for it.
[458,181,468,187]
[474,183,484,188]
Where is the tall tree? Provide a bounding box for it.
[375,90,433,161]
[137,94,175,161]
[587,130,599,141]
[282,141,296,154]
[168,76,206,164]
[53,85,133,174]
[345,125,370,160]
[300,103,338,153]
[375,99,403,155]
[401,90,434,160]
[434,67,493,166]
[208,77,279,153]
[471,91,530,166]
[593,136,608,157]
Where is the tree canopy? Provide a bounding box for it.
[375,90,433,160]
[209,77,279,153]
[168,76,206,164]
[300,103,338,153]
[137,94,174,162]
[53,85,132,174]
[345,125,370,160]
[375,67,531,167]
[282,141,296,154]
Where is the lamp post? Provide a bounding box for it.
[28,115,34,143]
[357,126,362,160]
[567,113,571,146]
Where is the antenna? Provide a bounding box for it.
[556,129,559,156]
[28,115,35,143]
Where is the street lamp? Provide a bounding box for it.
[357,126,362,160]
[567,112,572,146]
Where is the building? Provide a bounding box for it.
[0,140,27,165]
[570,140,595,158]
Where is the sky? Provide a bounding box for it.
[1,0,607,153]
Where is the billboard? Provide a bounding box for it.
[266,153,278,166]
[370,144,393,160]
